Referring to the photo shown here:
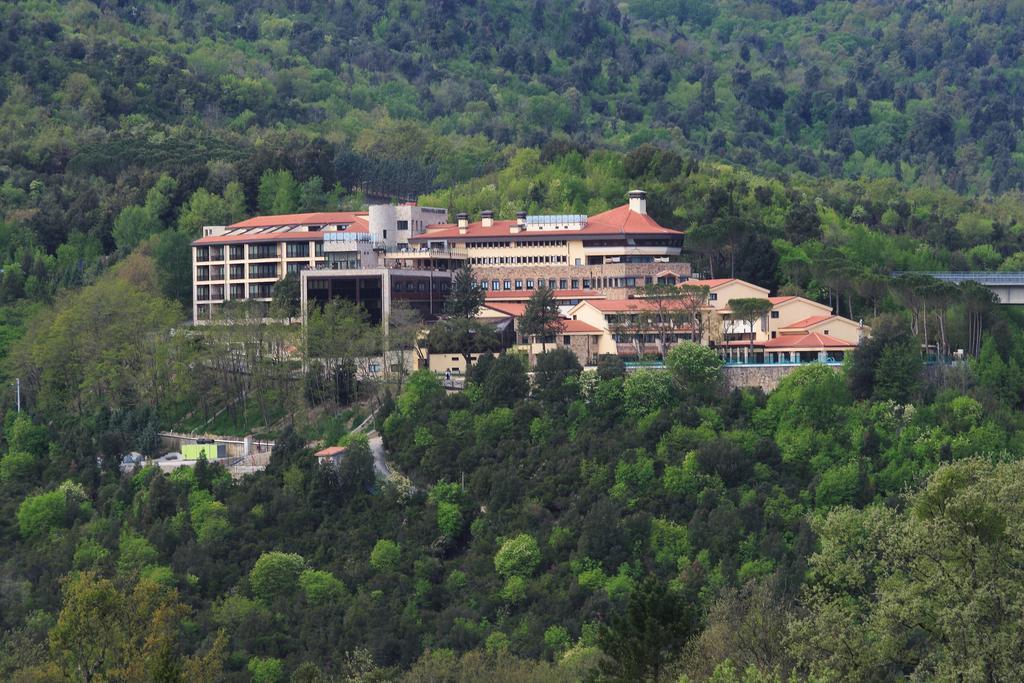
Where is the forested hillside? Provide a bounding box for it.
[6,0,1024,681]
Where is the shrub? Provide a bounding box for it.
[494,533,541,578]
[0,451,35,482]
[299,569,347,606]
[370,539,401,572]
[249,551,305,601]
[248,656,284,683]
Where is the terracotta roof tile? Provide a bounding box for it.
[781,315,836,330]
[410,204,681,240]
[483,302,527,316]
[230,212,367,229]
[583,298,691,312]
[314,446,347,457]
[485,289,606,301]
[560,319,603,333]
[763,332,856,349]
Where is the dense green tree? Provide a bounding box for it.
[597,576,696,683]
[519,285,563,352]
[444,265,485,319]
[249,552,306,602]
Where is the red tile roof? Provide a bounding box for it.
[314,446,347,457]
[409,204,681,240]
[763,332,856,349]
[583,298,691,312]
[781,315,836,330]
[560,319,603,334]
[682,278,737,288]
[483,302,527,317]
[485,289,606,301]
[583,204,680,236]
[193,212,370,245]
[768,296,796,305]
[192,231,327,245]
[230,212,367,229]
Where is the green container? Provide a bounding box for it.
[181,443,223,461]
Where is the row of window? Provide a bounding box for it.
[478,275,651,291]
[195,283,273,301]
[198,263,310,280]
[195,242,324,261]
[390,280,452,293]
[464,240,568,248]
[469,255,569,265]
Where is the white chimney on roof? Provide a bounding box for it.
[511,210,526,234]
[481,210,494,229]
[457,212,469,235]
[628,190,647,215]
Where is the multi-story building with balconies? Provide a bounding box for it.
[191,204,455,323]
[408,190,690,298]
[191,191,689,331]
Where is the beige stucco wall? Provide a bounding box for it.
[474,262,691,299]
[710,281,771,310]
[800,316,866,344]
[769,298,832,331]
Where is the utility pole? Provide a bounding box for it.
[14,377,20,413]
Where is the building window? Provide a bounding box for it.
[563,336,571,346]
[514,280,523,290]
[417,282,426,291]
[397,220,409,231]
[249,244,278,259]
[582,279,591,289]
[559,279,568,289]
[548,279,557,289]
[229,284,244,299]
[229,245,243,260]
[229,265,244,280]
[771,310,780,318]
[480,281,489,290]
[709,293,718,301]
[209,247,224,261]
[315,242,324,257]
[526,279,534,289]
[196,285,209,301]
[249,283,273,298]
[406,282,415,292]
[195,247,209,262]
[503,280,511,290]
[571,279,579,289]
[249,263,278,279]
[286,263,303,275]
[492,280,500,290]
[286,242,309,258]
[197,266,210,281]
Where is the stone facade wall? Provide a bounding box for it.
[475,261,692,298]
[721,363,841,392]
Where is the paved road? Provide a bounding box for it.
[368,431,391,479]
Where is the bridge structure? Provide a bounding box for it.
[896,272,1024,304]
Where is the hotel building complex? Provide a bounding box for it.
[191,190,868,375]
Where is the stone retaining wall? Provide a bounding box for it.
[721,363,841,392]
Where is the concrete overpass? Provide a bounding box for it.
[898,272,1024,304]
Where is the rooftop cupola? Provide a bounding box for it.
[628,189,647,215]
[481,209,494,228]
[457,212,469,235]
